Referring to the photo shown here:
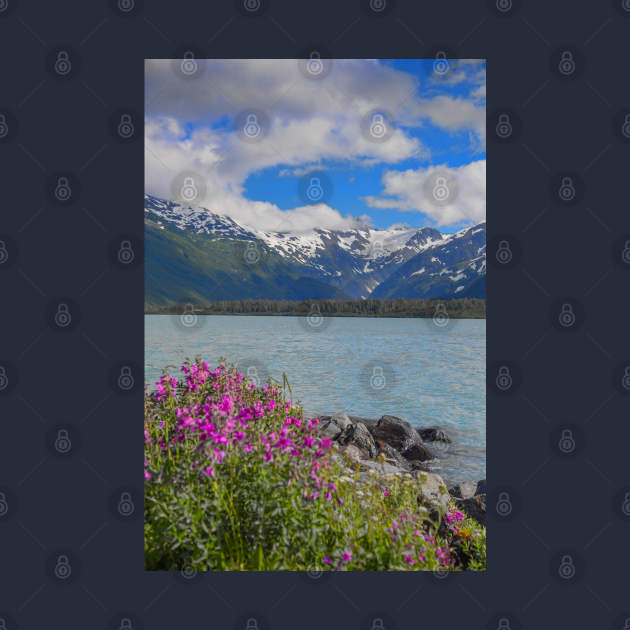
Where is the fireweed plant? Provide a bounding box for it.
[144,359,486,571]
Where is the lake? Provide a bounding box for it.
[145,314,486,484]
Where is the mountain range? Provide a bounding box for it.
[144,193,486,308]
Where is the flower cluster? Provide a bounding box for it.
[144,359,486,572]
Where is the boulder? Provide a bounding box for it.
[448,481,478,499]
[359,460,406,476]
[455,494,486,526]
[375,441,411,471]
[417,426,451,443]
[412,471,449,514]
[371,415,419,453]
[449,479,486,499]
[348,415,379,429]
[339,422,377,459]
[319,412,353,440]
[341,444,363,464]
[402,441,436,463]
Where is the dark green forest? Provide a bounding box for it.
[146,298,485,318]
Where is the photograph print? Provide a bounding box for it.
[144,57,486,571]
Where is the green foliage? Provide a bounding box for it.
[146,297,486,318]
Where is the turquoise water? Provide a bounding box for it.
[145,314,485,484]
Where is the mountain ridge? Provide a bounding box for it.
[144,193,486,306]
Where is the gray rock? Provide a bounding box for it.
[371,415,419,452]
[341,444,363,464]
[319,412,353,440]
[417,426,452,443]
[448,481,479,499]
[359,460,405,476]
[339,422,377,459]
[455,494,486,525]
[413,471,449,514]
[378,442,412,471]
[348,415,379,429]
[402,441,436,463]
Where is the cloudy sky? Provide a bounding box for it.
[145,58,485,233]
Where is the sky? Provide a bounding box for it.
[145,58,485,234]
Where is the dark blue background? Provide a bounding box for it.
[1,0,629,628]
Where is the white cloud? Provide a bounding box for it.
[362,160,486,228]
[145,59,485,232]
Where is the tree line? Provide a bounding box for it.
[149,298,486,318]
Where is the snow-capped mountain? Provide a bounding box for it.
[144,193,486,304]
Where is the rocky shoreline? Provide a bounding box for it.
[318,412,486,526]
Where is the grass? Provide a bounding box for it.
[144,358,486,571]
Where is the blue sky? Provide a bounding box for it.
[145,59,485,234]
